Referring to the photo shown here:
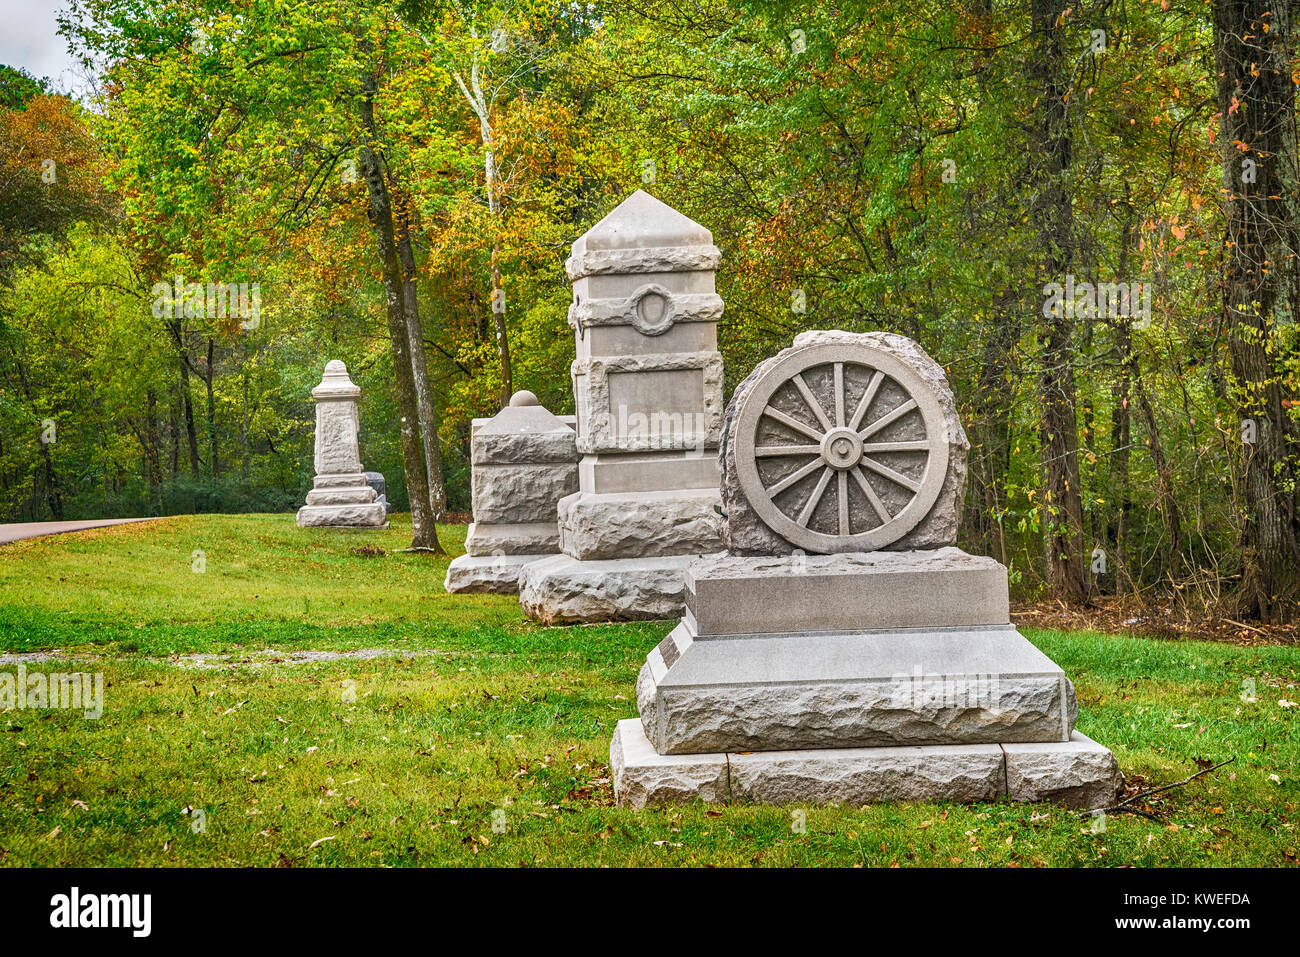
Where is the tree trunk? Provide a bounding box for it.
[10,347,63,520]
[241,345,251,482]
[1030,0,1086,603]
[968,290,1018,565]
[206,336,218,477]
[491,247,512,409]
[1134,375,1183,581]
[358,64,444,553]
[453,57,513,407]
[1109,190,1136,594]
[145,388,163,488]
[166,319,202,478]
[482,102,512,408]
[180,359,200,477]
[170,396,180,477]
[1214,0,1300,622]
[393,190,449,525]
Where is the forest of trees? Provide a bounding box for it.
[0,1,1297,621]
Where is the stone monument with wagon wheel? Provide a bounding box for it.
[609,330,1122,809]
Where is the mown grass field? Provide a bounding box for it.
[1,515,1297,867]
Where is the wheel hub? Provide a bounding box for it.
[820,427,863,470]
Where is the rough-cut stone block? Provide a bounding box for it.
[443,554,547,594]
[1003,732,1123,809]
[296,502,388,528]
[721,330,968,555]
[638,623,1076,754]
[610,719,730,809]
[465,521,560,557]
[518,554,703,623]
[727,742,1005,805]
[686,548,1008,635]
[471,463,579,525]
[558,488,723,560]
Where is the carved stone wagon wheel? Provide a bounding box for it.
[733,343,949,553]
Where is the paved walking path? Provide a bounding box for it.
[0,517,164,545]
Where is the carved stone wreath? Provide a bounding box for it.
[732,342,950,553]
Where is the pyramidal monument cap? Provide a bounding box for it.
[566,190,720,280]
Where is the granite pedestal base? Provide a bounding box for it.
[610,719,1120,810]
[611,549,1122,809]
[637,623,1078,754]
[296,502,388,528]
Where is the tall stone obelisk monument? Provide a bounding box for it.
[519,191,726,621]
[296,360,388,529]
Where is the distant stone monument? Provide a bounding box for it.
[363,472,392,513]
[444,390,579,593]
[296,361,388,529]
[519,190,725,622]
[610,330,1122,809]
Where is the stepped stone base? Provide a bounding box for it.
[638,623,1077,754]
[610,719,1121,810]
[519,554,713,623]
[444,554,547,594]
[296,502,388,528]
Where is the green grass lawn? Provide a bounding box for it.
[1,514,1297,867]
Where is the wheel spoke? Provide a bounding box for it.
[792,374,833,432]
[848,370,884,430]
[837,470,849,535]
[860,440,930,453]
[766,456,825,496]
[755,444,822,457]
[796,466,833,527]
[861,456,920,493]
[763,404,824,441]
[833,362,845,427]
[859,398,918,441]
[850,467,891,524]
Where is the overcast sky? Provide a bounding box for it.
[0,0,87,95]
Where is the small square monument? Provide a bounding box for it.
[444,390,579,594]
